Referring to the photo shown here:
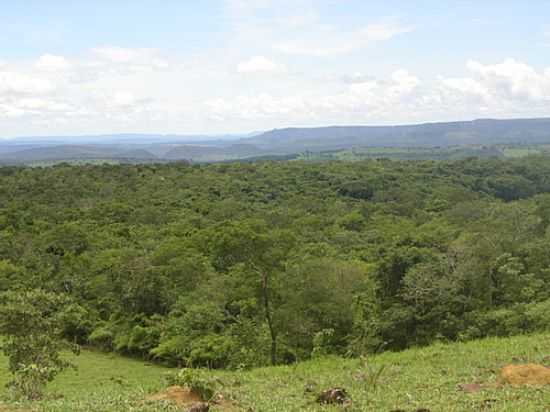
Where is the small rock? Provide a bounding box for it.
[317,387,350,404]
[498,363,550,386]
[304,381,317,393]
[458,383,483,393]
[186,402,210,412]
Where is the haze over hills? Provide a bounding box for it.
[2,117,550,164]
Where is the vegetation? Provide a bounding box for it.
[0,333,547,411]
[0,347,169,411]
[0,290,79,400]
[297,143,550,161]
[1,156,550,372]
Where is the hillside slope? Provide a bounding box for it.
[2,333,548,411]
[247,118,550,151]
[4,117,550,164]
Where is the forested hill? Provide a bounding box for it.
[1,157,550,368]
[3,117,550,164]
[247,117,550,150]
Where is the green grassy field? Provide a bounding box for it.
[1,333,549,411]
[296,144,550,162]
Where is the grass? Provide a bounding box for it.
[0,350,170,411]
[501,147,543,158]
[0,333,549,411]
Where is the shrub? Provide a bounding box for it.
[165,368,220,400]
[0,290,80,400]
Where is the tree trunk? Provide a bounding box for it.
[261,272,277,365]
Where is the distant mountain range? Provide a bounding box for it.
[2,117,550,164]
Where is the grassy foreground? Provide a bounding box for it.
[0,333,549,411]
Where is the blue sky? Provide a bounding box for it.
[1,0,550,137]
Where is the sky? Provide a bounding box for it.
[1,0,550,137]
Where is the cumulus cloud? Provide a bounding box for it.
[92,46,169,70]
[466,58,550,101]
[342,72,376,84]
[0,71,55,95]
[237,56,286,73]
[205,59,550,126]
[0,94,75,119]
[206,68,421,122]
[274,22,413,57]
[35,54,72,71]
[2,52,550,135]
[0,47,165,126]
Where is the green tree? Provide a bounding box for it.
[0,290,80,400]
[206,220,296,365]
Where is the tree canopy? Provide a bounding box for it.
[1,156,549,368]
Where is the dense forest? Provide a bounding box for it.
[0,157,549,369]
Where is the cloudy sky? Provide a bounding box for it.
[1,0,550,137]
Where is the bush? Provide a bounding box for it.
[165,368,220,400]
[88,323,115,351]
[0,290,80,400]
[525,299,550,331]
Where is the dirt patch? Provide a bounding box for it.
[0,406,33,412]
[458,383,483,393]
[146,387,241,411]
[146,385,202,407]
[498,363,550,386]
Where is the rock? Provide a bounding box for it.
[498,363,550,386]
[458,383,483,393]
[316,387,350,405]
[186,402,210,412]
[303,381,316,393]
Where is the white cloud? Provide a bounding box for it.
[112,91,137,107]
[205,69,421,122]
[92,46,169,70]
[204,60,550,127]
[92,46,142,63]
[274,22,413,57]
[35,54,72,71]
[466,58,550,101]
[342,72,375,84]
[0,71,55,95]
[237,56,286,73]
[389,69,420,96]
[2,51,550,136]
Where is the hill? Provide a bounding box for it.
[3,117,550,164]
[246,117,550,151]
[0,333,548,411]
[0,144,158,164]
[164,143,261,162]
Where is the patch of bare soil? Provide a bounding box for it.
[145,386,241,411]
[146,385,202,407]
[0,405,33,412]
[457,383,483,393]
[498,363,550,386]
